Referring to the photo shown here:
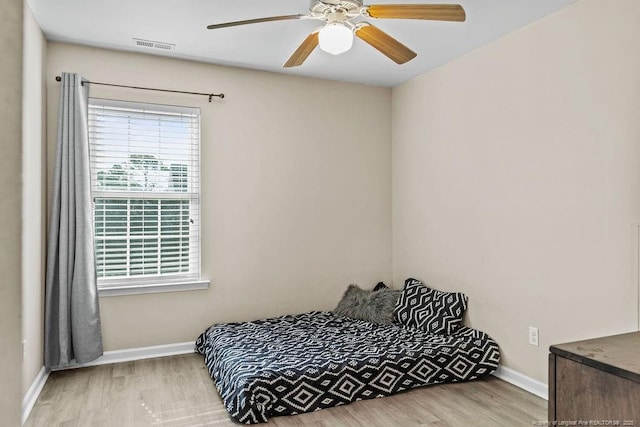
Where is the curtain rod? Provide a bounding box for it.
[55,75,224,102]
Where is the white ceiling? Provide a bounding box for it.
[28,0,577,87]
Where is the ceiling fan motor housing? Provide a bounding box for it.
[326,11,347,24]
[311,0,364,17]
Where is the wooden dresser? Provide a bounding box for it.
[549,332,640,425]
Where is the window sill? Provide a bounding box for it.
[98,279,210,297]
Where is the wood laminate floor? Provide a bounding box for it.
[25,354,546,427]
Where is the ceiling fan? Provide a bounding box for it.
[207,1,466,67]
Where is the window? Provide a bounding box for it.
[89,99,206,295]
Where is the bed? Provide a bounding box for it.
[195,306,500,424]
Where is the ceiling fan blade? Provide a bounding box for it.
[366,4,466,22]
[355,24,417,64]
[207,14,305,30]
[283,32,319,68]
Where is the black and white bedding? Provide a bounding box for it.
[196,311,500,424]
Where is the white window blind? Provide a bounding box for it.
[88,98,201,288]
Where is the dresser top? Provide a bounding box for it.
[550,331,640,383]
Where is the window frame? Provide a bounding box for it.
[88,98,209,297]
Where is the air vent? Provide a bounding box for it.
[132,38,175,51]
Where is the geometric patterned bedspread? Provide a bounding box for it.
[195,311,500,424]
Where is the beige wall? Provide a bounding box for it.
[22,1,46,398]
[0,0,24,424]
[392,0,640,383]
[46,43,392,351]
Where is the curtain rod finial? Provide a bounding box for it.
[55,76,62,82]
[208,93,225,102]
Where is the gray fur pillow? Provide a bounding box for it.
[333,284,401,324]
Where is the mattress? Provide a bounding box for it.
[196,311,500,424]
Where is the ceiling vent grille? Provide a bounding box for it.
[132,38,175,51]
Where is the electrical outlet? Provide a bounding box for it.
[528,327,539,346]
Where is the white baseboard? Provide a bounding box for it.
[492,365,548,400]
[51,341,196,371]
[22,366,50,425]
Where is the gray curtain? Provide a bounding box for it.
[45,72,103,369]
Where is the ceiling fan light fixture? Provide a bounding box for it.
[318,23,353,55]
